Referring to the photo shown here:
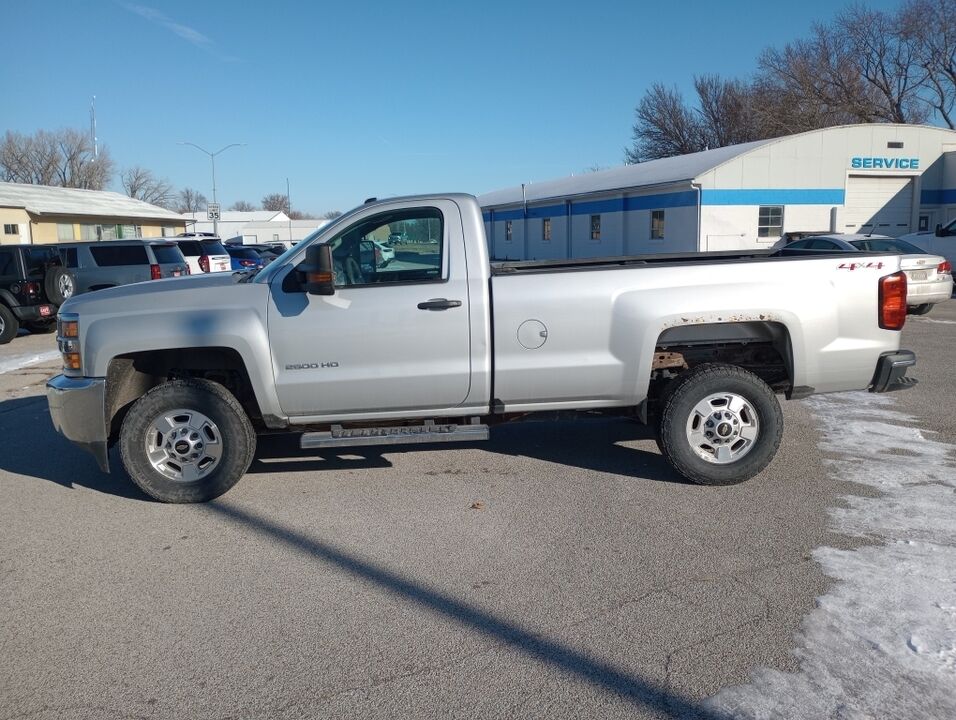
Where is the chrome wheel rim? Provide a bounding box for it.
[145,408,223,482]
[59,274,74,298]
[685,392,760,465]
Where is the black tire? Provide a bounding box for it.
[0,304,19,344]
[119,378,256,503]
[657,363,783,486]
[26,321,57,334]
[909,304,933,316]
[45,266,75,305]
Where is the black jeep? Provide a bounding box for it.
[0,245,74,344]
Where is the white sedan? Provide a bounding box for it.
[781,234,953,315]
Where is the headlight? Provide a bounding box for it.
[57,313,81,373]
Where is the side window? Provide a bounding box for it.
[758,206,784,238]
[22,248,60,275]
[807,239,839,250]
[328,207,444,288]
[650,210,665,240]
[178,241,200,257]
[89,245,149,266]
[0,249,14,275]
[60,247,79,268]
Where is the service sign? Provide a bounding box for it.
[850,157,920,170]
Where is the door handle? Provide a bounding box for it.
[417,298,462,311]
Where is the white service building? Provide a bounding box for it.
[478,124,956,260]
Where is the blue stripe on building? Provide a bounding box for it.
[482,188,852,223]
[921,189,956,205]
[701,189,845,205]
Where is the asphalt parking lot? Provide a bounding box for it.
[1,301,954,720]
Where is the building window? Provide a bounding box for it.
[3,224,18,235]
[505,220,513,242]
[758,206,783,237]
[651,210,665,240]
[57,223,75,241]
[161,226,174,237]
[542,218,551,243]
[590,215,601,241]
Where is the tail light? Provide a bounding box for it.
[150,263,162,280]
[24,281,40,297]
[938,260,952,275]
[240,259,257,267]
[199,254,210,273]
[879,271,907,330]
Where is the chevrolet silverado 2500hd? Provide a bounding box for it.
[47,194,917,503]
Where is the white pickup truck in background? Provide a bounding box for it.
[47,194,917,502]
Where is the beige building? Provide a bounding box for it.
[0,182,185,246]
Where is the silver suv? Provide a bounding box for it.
[57,240,190,295]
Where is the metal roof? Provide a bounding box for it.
[478,139,774,207]
[0,182,184,220]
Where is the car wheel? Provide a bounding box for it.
[119,378,256,503]
[45,266,75,305]
[657,363,783,486]
[26,321,57,334]
[908,304,933,316]
[0,304,19,344]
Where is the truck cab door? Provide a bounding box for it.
[267,200,473,418]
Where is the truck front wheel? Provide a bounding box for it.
[119,379,256,503]
[657,363,782,486]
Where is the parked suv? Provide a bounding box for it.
[0,245,72,343]
[57,240,190,295]
[173,237,231,274]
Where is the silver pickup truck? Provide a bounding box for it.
[46,194,917,503]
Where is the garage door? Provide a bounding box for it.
[843,176,913,236]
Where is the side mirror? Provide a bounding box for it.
[299,243,335,295]
[936,223,945,237]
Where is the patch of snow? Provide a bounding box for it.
[707,391,956,720]
[0,350,60,375]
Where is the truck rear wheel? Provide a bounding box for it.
[657,363,782,486]
[119,378,256,503]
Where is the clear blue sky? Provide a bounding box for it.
[3,0,904,215]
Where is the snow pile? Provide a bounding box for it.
[0,350,60,375]
[706,391,956,720]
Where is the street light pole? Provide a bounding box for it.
[178,141,246,237]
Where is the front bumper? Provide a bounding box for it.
[46,375,109,472]
[869,350,917,393]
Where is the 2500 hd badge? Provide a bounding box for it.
[285,362,339,370]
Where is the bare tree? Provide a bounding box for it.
[176,187,208,214]
[262,193,290,213]
[901,0,956,128]
[229,200,257,211]
[839,5,929,124]
[321,210,343,220]
[0,128,114,189]
[121,166,175,208]
[625,83,706,163]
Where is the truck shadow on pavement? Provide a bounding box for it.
[250,417,689,485]
[206,498,731,720]
[0,396,150,500]
[0,398,685,499]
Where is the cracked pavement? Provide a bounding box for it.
[1,300,953,719]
